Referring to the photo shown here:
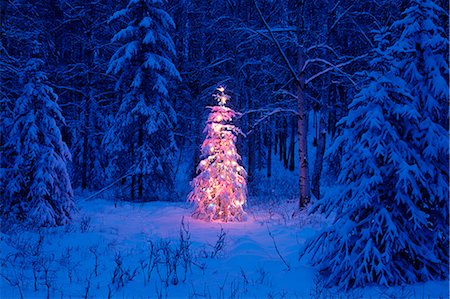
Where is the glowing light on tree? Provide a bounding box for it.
[188,87,247,222]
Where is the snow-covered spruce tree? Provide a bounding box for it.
[390,1,449,269]
[1,58,74,227]
[301,0,449,289]
[0,88,14,217]
[104,0,180,201]
[188,87,247,222]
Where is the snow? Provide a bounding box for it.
[1,196,448,298]
[2,0,448,295]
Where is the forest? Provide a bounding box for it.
[1,0,449,297]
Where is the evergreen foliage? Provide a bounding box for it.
[104,0,180,200]
[1,58,74,226]
[302,0,449,288]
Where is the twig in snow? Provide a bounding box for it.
[267,226,291,271]
[83,172,132,201]
[211,227,226,258]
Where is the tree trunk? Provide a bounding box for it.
[81,98,89,190]
[138,123,143,199]
[279,120,283,162]
[257,128,263,170]
[267,128,272,178]
[311,113,326,200]
[297,47,310,209]
[247,92,255,182]
[131,175,135,201]
[192,101,203,178]
[248,128,255,182]
[328,85,337,138]
[283,118,288,169]
[289,117,295,171]
[131,130,135,201]
[81,41,90,190]
[274,119,278,156]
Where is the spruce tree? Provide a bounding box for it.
[188,87,247,222]
[302,0,448,289]
[104,0,180,200]
[1,58,74,227]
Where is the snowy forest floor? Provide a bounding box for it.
[1,196,448,299]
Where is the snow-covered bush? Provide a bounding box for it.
[302,0,449,289]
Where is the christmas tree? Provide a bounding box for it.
[188,87,247,222]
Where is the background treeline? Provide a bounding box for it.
[1,0,426,198]
[1,0,448,203]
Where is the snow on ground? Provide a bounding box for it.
[1,197,448,298]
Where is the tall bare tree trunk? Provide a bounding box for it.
[131,130,135,201]
[289,117,295,171]
[81,43,91,190]
[267,126,272,178]
[81,97,89,189]
[253,0,310,208]
[281,117,288,168]
[257,129,263,170]
[274,122,278,156]
[278,124,282,161]
[138,124,143,199]
[247,91,255,182]
[297,48,310,209]
[311,113,326,199]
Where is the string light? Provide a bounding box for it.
[188,87,247,222]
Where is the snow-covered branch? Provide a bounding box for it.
[253,0,300,84]
[306,44,341,57]
[243,108,300,135]
[302,58,336,72]
[305,53,368,85]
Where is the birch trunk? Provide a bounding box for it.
[297,48,310,208]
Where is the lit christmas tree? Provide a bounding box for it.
[188,87,247,222]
